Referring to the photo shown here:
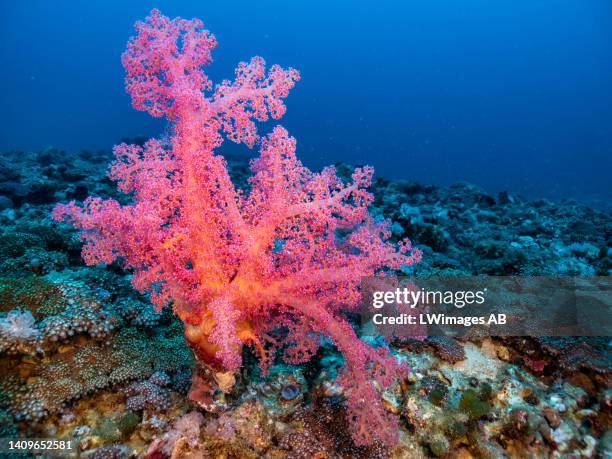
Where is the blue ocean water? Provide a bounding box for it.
[1,0,611,207]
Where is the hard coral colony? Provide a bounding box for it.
[52,9,421,446]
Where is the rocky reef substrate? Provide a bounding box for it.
[0,147,610,458]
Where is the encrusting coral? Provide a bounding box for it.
[52,9,421,446]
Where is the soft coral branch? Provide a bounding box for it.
[213,57,300,147]
[53,9,421,447]
[288,298,407,446]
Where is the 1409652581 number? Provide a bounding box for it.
[6,439,73,451]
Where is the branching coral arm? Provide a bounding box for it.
[211,58,300,147]
[281,297,404,446]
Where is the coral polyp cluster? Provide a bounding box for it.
[53,9,420,445]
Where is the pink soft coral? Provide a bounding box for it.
[53,9,421,446]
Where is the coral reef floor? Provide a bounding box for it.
[0,147,610,458]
